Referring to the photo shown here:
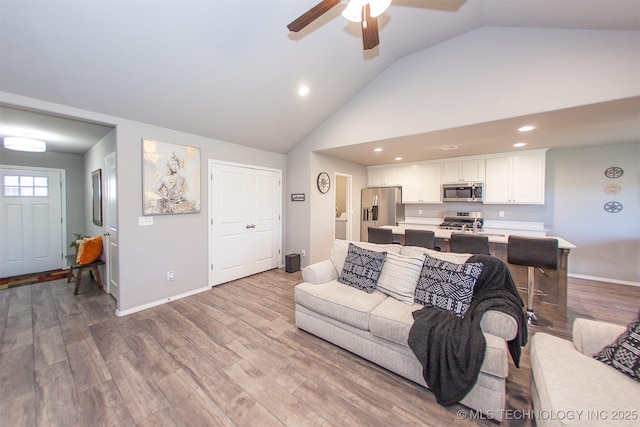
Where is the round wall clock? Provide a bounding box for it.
[604,166,623,179]
[317,172,331,194]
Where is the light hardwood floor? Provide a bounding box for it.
[1,269,638,426]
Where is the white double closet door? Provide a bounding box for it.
[209,161,282,286]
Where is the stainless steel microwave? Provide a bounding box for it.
[442,182,484,203]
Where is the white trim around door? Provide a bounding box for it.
[208,160,282,287]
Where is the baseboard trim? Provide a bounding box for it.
[568,273,640,288]
[115,285,211,317]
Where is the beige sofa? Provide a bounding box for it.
[530,318,640,427]
[294,240,522,421]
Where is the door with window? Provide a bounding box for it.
[209,162,282,286]
[0,166,64,277]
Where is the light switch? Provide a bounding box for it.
[139,216,153,226]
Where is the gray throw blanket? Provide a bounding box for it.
[407,254,527,406]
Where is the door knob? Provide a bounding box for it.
[103,232,110,236]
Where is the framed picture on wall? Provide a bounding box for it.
[142,138,201,215]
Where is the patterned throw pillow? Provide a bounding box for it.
[414,254,483,318]
[337,243,387,293]
[593,318,640,382]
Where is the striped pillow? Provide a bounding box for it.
[376,253,425,304]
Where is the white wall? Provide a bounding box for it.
[287,26,640,282]
[84,128,116,238]
[304,27,640,150]
[547,142,639,284]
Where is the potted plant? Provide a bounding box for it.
[69,233,89,253]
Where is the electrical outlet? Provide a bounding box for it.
[167,271,175,281]
[418,209,422,215]
[301,249,306,257]
[499,211,505,218]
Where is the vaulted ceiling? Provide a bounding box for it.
[1,0,638,162]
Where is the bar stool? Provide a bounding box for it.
[507,235,559,327]
[367,227,393,244]
[404,229,435,249]
[450,233,490,255]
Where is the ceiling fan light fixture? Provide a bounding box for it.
[3,137,47,152]
[342,0,365,22]
[369,0,391,17]
[342,0,390,22]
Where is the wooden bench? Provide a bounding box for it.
[66,255,104,295]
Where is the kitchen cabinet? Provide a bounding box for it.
[402,163,442,203]
[484,151,546,204]
[442,159,485,183]
[368,166,403,186]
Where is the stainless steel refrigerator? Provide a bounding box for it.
[361,187,404,242]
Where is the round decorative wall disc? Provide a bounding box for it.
[604,166,623,179]
[603,183,622,195]
[603,201,623,213]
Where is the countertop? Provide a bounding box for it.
[379,225,576,249]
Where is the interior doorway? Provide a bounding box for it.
[334,173,352,241]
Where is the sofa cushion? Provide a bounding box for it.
[294,280,387,330]
[337,243,387,293]
[376,252,425,304]
[414,254,483,318]
[593,318,640,381]
[369,297,508,378]
[370,296,423,346]
[531,332,640,421]
[330,240,401,277]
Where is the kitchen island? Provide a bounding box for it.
[378,225,575,318]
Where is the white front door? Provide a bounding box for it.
[209,162,281,286]
[0,166,64,277]
[104,153,119,300]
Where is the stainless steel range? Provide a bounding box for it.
[439,211,484,231]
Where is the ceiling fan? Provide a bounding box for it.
[287,0,393,50]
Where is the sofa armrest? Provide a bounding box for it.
[480,310,518,341]
[301,260,338,284]
[572,318,627,357]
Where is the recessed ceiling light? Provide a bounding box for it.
[518,125,536,132]
[394,157,403,161]
[374,148,383,152]
[298,85,310,96]
[440,145,458,151]
[513,142,527,148]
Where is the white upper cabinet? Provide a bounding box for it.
[402,163,442,203]
[484,150,546,204]
[367,166,403,186]
[442,159,485,183]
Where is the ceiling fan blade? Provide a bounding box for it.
[361,4,380,50]
[287,0,341,32]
